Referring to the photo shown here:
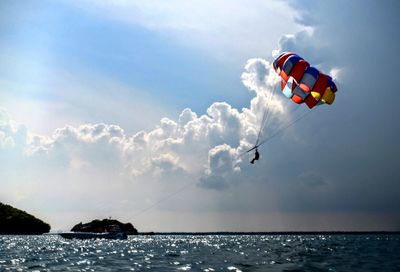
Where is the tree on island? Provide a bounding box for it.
[0,202,51,234]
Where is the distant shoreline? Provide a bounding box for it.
[39,231,400,236]
[137,231,400,236]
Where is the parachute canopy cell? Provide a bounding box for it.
[273,52,337,109]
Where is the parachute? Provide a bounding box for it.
[245,52,338,161]
[273,52,337,109]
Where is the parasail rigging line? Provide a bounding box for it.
[253,107,312,149]
[240,105,312,156]
[123,51,339,222]
[126,103,314,222]
[254,84,277,147]
[125,181,197,222]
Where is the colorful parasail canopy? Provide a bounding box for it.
[273,52,337,109]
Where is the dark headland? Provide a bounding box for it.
[0,202,50,234]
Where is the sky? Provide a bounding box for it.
[1,0,399,232]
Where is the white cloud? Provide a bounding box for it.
[273,30,341,78]
[0,7,346,232]
[1,54,295,195]
[0,108,28,150]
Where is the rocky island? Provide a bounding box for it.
[0,202,51,234]
[71,219,138,235]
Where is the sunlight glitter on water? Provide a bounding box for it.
[0,234,399,271]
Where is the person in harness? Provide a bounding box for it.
[250,148,260,164]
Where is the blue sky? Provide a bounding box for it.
[1,0,285,134]
[1,0,399,232]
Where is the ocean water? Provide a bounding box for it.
[0,234,399,271]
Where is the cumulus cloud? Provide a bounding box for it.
[200,144,237,190]
[0,108,28,151]
[1,52,300,192]
[273,30,340,79]
[1,17,350,232]
[1,10,347,204]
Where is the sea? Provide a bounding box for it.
[0,234,399,271]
